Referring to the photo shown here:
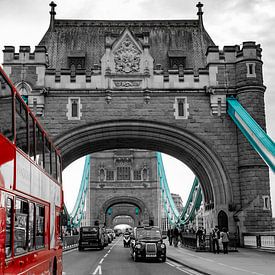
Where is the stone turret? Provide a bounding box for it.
[206,41,272,232]
[2,46,48,116]
[235,42,271,232]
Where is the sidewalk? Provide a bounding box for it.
[165,241,275,275]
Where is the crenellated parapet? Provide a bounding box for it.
[43,66,210,91]
[3,46,48,116]
[3,46,48,65]
[206,41,263,88]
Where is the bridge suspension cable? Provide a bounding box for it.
[179,177,202,225]
[227,97,275,172]
[157,152,203,227]
[156,152,180,225]
[68,155,90,228]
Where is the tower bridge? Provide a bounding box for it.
[2,1,274,239]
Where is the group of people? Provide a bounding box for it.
[167,225,230,254]
[167,226,180,247]
[212,225,229,254]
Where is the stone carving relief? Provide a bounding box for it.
[113,34,141,73]
[113,80,142,88]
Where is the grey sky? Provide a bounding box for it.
[0,0,274,215]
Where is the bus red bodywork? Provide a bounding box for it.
[0,66,63,274]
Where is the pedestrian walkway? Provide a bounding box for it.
[165,241,275,275]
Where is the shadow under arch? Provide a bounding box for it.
[101,196,148,216]
[55,119,233,209]
[112,214,136,227]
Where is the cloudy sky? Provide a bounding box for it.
[0,0,274,215]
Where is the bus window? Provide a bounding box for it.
[44,137,51,175]
[5,197,13,258]
[35,205,45,249]
[51,148,57,179]
[15,96,28,154]
[0,79,14,141]
[14,198,28,255]
[57,155,61,184]
[28,202,35,251]
[36,126,44,168]
[29,114,35,160]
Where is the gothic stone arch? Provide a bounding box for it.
[98,196,152,227]
[106,205,138,227]
[54,119,234,231]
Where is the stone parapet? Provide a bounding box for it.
[3,46,48,64]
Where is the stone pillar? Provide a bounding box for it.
[235,42,272,233]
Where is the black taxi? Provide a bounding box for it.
[130,226,166,262]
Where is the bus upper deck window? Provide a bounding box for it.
[0,79,14,141]
[15,96,28,154]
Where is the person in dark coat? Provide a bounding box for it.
[173,226,179,247]
[167,227,173,245]
[212,225,220,254]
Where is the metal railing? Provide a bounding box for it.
[243,232,275,250]
[179,233,238,252]
[62,235,79,251]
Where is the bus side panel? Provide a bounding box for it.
[0,191,6,274]
[0,136,15,274]
[45,205,50,250]
[0,135,15,190]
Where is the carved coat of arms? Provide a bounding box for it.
[114,35,141,73]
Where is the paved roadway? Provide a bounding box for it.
[62,237,203,275]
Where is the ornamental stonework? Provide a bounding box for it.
[113,80,142,88]
[113,34,141,73]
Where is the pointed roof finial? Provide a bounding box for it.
[49,1,57,31]
[196,2,204,26]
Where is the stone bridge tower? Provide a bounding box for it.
[86,150,162,227]
[2,2,273,236]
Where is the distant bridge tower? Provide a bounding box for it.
[86,150,164,228]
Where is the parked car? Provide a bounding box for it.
[78,226,104,251]
[130,226,166,262]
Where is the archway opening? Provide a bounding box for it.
[61,120,233,234]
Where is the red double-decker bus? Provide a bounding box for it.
[0,66,63,274]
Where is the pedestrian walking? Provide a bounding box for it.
[212,225,220,254]
[167,227,173,246]
[173,226,179,247]
[220,227,229,254]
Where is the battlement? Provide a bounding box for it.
[3,46,48,64]
[44,66,209,89]
[206,41,262,64]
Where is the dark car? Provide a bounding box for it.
[78,226,105,251]
[130,226,166,262]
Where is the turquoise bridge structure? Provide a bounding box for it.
[66,98,274,229]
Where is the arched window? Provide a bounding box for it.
[15,81,32,104]
[142,167,148,181]
[218,210,228,231]
[99,168,105,182]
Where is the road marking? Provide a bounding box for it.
[99,258,104,264]
[92,265,102,275]
[62,248,77,255]
[176,267,202,275]
[166,261,175,267]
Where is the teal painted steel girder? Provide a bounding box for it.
[156,152,180,225]
[157,152,203,226]
[180,184,202,225]
[69,155,90,227]
[179,177,202,224]
[227,97,275,172]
